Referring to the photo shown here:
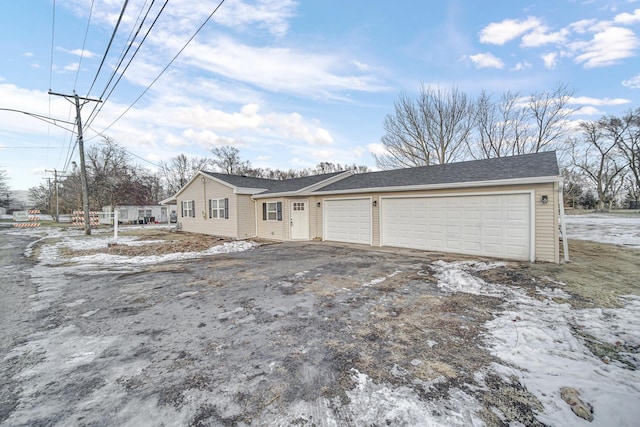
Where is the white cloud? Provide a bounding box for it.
[614,8,640,25]
[30,63,41,69]
[479,17,541,45]
[212,0,297,37]
[467,52,505,69]
[574,106,604,116]
[274,112,334,145]
[510,61,532,71]
[571,26,639,68]
[352,60,370,71]
[62,0,298,38]
[59,48,97,58]
[63,62,80,71]
[23,52,34,57]
[169,35,386,99]
[622,74,640,89]
[367,143,388,156]
[568,96,631,106]
[569,19,599,34]
[521,27,569,47]
[182,129,242,150]
[541,52,558,69]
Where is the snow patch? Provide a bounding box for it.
[432,259,640,426]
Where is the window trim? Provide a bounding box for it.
[181,200,195,218]
[209,198,228,220]
[262,201,282,221]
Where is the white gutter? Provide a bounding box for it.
[310,175,562,196]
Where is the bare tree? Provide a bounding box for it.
[160,154,211,195]
[473,83,575,158]
[374,85,475,169]
[28,183,51,214]
[0,169,12,209]
[525,82,575,154]
[85,137,158,208]
[571,122,627,210]
[211,146,251,174]
[599,108,640,204]
[473,91,527,158]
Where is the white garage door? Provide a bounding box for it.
[381,194,531,261]
[324,198,372,245]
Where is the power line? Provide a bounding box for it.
[1,146,68,149]
[49,0,56,92]
[87,125,162,169]
[0,108,76,131]
[73,0,96,91]
[84,0,130,98]
[85,0,167,128]
[96,0,227,136]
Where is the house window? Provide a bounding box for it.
[209,198,228,219]
[181,200,195,218]
[262,202,282,221]
[293,202,304,211]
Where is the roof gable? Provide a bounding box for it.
[314,152,560,193]
[201,172,277,190]
[256,171,349,195]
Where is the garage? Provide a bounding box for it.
[324,198,372,245]
[380,193,532,261]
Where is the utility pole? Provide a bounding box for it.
[45,168,62,222]
[48,91,101,235]
[43,177,52,215]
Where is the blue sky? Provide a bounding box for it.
[1,0,639,191]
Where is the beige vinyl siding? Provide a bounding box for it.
[534,183,559,263]
[177,177,239,238]
[315,182,558,263]
[308,196,322,240]
[256,198,287,240]
[236,195,257,238]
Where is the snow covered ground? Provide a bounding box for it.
[3,222,639,426]
[565,213,640,248]
[433,260,640,426]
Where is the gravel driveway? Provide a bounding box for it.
[1,226,638,426]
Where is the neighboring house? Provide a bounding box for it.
[162,152,564,263]
[99,205,177,224]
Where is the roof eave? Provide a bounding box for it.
[159,196,177,205]
[252,171,353,199]
[311,175,562,195]
[235,187,269,195]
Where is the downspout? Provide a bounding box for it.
[251,198,258,238]
[558,180,569,262]
[202,176,207,220]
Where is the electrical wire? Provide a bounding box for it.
[96,0,226,136]
[85,0,165,128]
[0,108,75,130]
[58,104,77,172]
[49,0,56,92]
[73,0,96,91]
[48,0,57,168]
[84,0,130,98]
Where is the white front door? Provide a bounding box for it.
[290,200,309,240]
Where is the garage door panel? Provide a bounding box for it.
[382,194,531,261]
[324,199,371,245]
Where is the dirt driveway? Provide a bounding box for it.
[1,227,639,426]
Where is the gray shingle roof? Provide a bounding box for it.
[258,171,346,194]
[202,170,346,194]
[201,172,275,189]
[314,151,559,193]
